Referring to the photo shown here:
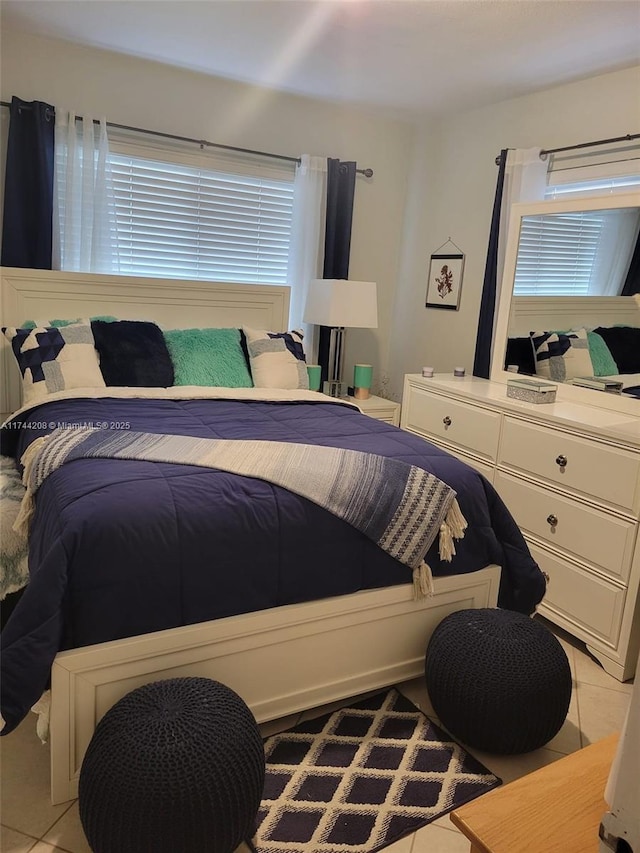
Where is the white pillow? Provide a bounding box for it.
[3,322,105,405]
[242,327,309,389]
[530,328,593,382]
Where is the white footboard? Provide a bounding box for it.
[49,565,501,804]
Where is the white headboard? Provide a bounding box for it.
[509,296,639,337]
[1,267,290,415]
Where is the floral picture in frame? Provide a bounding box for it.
[426,253,465,310]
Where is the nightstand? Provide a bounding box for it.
[347,394,401,426]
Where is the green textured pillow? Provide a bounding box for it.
[587,330,619,376]
[164,327,253,387]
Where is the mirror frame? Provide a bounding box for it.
[491,190,640,418]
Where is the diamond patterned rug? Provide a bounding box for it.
[253,688,501,853]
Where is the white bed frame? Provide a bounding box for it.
[1,267,501,804]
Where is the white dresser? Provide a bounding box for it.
[401,373,640,681]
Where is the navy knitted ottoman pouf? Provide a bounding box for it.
[78,677,265,853]
[425,608,572,754]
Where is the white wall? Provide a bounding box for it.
[0,28,415,389]
[2,28,639,400]
[387,65,640,399]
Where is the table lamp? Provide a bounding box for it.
[303,279,378,397]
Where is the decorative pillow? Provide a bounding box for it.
[91,320,174,387]
[530,328,593,382]
[242,326,308,389]
[163,328,253,387]
[587,331,619,377]
[593,326,640,375]
[2,322,106,405]
[504,337,536,374]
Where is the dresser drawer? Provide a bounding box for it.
[455,452,494,483]
[499,417,640,513]
[495,471,635,583]
[403,387,500,461]
[530,543,625,647]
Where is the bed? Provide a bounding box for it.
[504,295,640,397]
[0,267,545,804]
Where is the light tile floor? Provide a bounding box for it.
[1,618,633,853]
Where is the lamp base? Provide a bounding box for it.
[323,379,347,398]
[353,387,371,400]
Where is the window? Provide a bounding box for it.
[513,163,640,297]
[108,149,295,284]
[545,174,640,199]
[514,207,640,297]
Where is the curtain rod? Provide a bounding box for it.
[0,101,374,177]
[495,133,640,165]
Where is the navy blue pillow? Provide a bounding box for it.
[92,320,174,387]
[505,337,536,374]
[593,326,640,375]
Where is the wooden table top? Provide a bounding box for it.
[450,733,619,853]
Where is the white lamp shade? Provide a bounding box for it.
[303,279,378,328]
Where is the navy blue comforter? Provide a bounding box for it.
[0,395,545,734]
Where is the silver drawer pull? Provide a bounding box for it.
[547,514,558,526]
[443,416,452,426]
[555,454,567,467]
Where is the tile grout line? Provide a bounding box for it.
[567,643,586,750]
[559,640,586,751]
[1,824,75,853]
[576,678,634,696]
[574,673,584,752]
[2,823,40,838]
[2,825,40,853]
[35,799,77,850]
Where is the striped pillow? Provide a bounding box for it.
[530,328,593,382]
[242,327,309,389]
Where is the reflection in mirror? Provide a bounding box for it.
[491,192,640,417]
[513,207,639,298]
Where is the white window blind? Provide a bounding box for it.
[546,173,640,199]
[514,207,640,297]
[511,154,640,296]
[108,152,295,284]
[514,211,603,296]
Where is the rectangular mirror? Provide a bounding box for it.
[491,191,640,417]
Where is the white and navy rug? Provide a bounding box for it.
[253,688,501,853]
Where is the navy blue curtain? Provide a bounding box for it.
[318,158,356,383]
[1,96,55,269]
[472,149,508,379]
[621,232,640,296]
[0,96,54,630]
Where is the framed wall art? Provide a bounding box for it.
[426,252,465,310]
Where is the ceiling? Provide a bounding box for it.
[2,0,640,119]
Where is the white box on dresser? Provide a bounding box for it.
[401,373,640,682]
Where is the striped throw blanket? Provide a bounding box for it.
[15,428,467,597]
